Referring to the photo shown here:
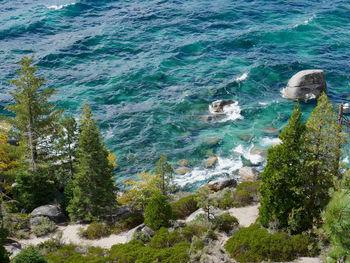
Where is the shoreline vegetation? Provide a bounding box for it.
[0,56,349,263]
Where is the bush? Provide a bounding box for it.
[236,181,260,195]
[0,227,10,263]
[12,246,48,263]
[79,222,111,240]
[232,189,252,207]
[144,192,173,231]
[171,195,198,219]
[35,234,64,256]
[4,213,31,239]
[225,224,316,262]
[132,230,151,243]
[119,212,144,230]
[31,217,56,237]
[213,213,239,233]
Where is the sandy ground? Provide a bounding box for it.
[20,224,128,249]
[228,204,260,227]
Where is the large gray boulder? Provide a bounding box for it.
[207,178,237,192]
[31,205,65,224]
[283,70,326,99]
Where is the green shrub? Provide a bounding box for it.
[0,227,10,263]
[79,222,111,240]
[144,192,173,231]
[35,234,64,256]
[132,230,151,243]
[213,213,239,233]
[232,189,252,207]
[31,217,56,237]
[12,246,48,263]
[181,225,208,242]
[149,228,183,249]
[45,245,107,263]
[236,181,260,194]
[171,195,198,219]
[225,224,316,262]
[119,212,144,230]
[4,213,31,239]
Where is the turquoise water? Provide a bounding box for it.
[0,0,350,190]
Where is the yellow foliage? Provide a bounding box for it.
[0,122,18,172]
[107,149,118,167]
[119,171,161,210]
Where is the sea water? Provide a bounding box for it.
[0,0,349,190]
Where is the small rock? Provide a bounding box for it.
[210,100,236,114]
[175,167,191,175]
[283,69,326,99]
[205,137,220,146]
[238,134,253,141]
[203,156,218,168]
[238,167,258,181]
[5,241,21,259]
[262,126,280,136]
[207,178,237,192]
[126,224,144,242]
[115,206,132,217]
[141,226,154,237]
[177,159,190,167]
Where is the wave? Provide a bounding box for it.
[235,72,248,82]
[260,137,281,146]
[209,101,244,122]
[233,144,265,165]
[47,3,76,10]
[293,14,316,28]
[174,156,243,188]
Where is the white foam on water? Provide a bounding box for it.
[293,14,316,28]
[174,156,243,188]
[208,101,243,123]
[235,72,248,82]
[233,144,264,165]
[47,3,76,10]
[343,156,349,164]
[261,137,282,146]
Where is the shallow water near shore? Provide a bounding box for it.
[0,0,349,190]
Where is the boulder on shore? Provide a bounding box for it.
[31,204,65,224]
[283,69,326,99]
[209,100,236,114]
[238,167,258,181]
[207,178,237,192]
[177,159,190,167]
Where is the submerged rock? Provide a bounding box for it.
[250,147,267,158]
[262,126,280,136]
[209,100,236,114]
[177,159,190,167]
[207,178,237,192]
[238,134,253,142]
[283,69,326,99]
[175,167,191,175]
[203,156,218,168]
[205,137,221,146]
[238,167,258,181]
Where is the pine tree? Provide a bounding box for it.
[195,186,217,221]
[259,103,307,233]
[153,154,174,195]
[5,56,62,171]
[300,93,345,228]
[67,103,117,221]
[54,115,78,187]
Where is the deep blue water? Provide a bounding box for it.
[1,0,350,190]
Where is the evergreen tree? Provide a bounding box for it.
[324,189,350,262]
[195,186,217,221]
[0,199,10,263]
[300,93,344,228]
[259,104,308,233]
[54,115,78,187]
[5,56,62,171]
[67,103,117,221]
[144,192,173,231]
[153,154,174,195]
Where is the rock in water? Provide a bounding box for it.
[203,156,218,168]
[238,134,253,142]
[177,159,190,167]
[207,178,237,191]
[205,137,221,146]
[209,100,236,114]
[175,167,191,175]
[238,167,258,181]
[31,204,66,223]
[283,69,326,99]
[262,126,280,136]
